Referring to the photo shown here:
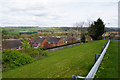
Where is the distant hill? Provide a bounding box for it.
[59,27,119,32]
[105,27,119,32]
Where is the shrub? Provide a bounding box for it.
[22,47,45,58]
[42,41,80,50]
[38,47,43,53]
[43,51,48,56]
[2,49,34,69]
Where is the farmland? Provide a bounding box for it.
[2,27,60,35]
[2,40,106,78]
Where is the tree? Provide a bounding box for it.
[74,22,84,34]
[66,29,77,43]
[44,33,48,36]
[21,39,30,49]
[14,35,19,39]
[81,33,86,43]
[2,29,8,35]
[31,34,35,38]
[87,18,105,40]
[73,22,86,42]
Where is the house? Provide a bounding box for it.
[102,32,119,39]
[2,40,22,50]
[2,37,65,50]
[68,40,76,43]
[29,37,64,48]
[45,37,64,47]
[29,37,47,48]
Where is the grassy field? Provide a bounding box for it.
[2,40,107,78]
[2,27,60,35]
[96,40,119,78]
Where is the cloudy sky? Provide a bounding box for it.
[0,0,119,27]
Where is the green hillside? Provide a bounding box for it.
[2,40,107,78]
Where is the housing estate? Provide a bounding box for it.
[2,36,79,50]
[29,37,64,48]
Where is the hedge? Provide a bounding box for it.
[42,41,80,50]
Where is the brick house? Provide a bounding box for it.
[29,37,65,48]
[68,40,76,43]
[2,40,22,50]
[2,37,65,50]
[102,32,119,39]
[46,37,64,47]
[29,37,47,48]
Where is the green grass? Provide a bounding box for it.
[2,27,60,35]
[96,40,119,78]
[2,40,107,78]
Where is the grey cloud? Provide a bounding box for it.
[34,13,48,17]
[0,0,118,27]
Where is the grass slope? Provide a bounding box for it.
[96,40,119,78]
[2,40,106,78]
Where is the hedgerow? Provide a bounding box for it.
[43,41,80,50]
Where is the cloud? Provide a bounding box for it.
[0,0,118,27]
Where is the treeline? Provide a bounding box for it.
[59,27,118,32]
[105,27,119,32]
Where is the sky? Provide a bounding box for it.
[0,0,119,27]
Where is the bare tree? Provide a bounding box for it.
[86,19,93,27]
[73,21,85,41]
[64,28,78,43]
[74,22,84,33]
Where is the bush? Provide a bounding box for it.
[38,47,43,53]
[43,51,48,56]
[43,41,80,50]
[22,47,45,58]
[2,49,34,69]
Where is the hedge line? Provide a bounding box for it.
[41,41,80,50]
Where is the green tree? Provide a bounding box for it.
[14,35,19,39]
[21,39,30,49]
[81,33,86,43]
[87,18,105,40]
[2,29,8,35]
[44,33,48,36]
